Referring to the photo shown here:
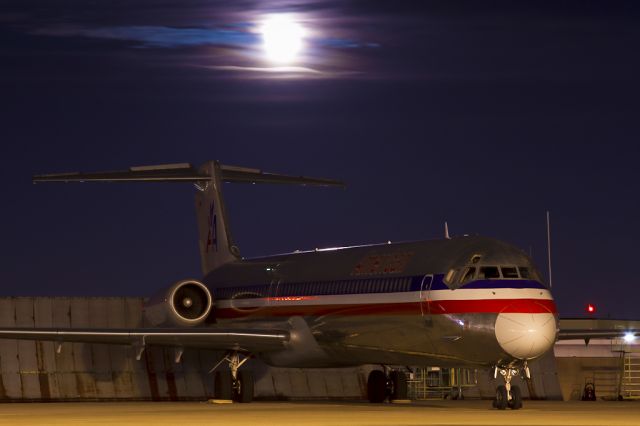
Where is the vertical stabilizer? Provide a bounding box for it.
[194,161,240,274]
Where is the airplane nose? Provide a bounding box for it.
[495,312,557,360]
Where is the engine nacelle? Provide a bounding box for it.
[144,279,213,326]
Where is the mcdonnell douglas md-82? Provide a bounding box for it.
[1,161,630,409]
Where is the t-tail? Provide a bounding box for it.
[33,161,345,274]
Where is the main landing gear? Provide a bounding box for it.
[492,363,529,410]
[213,351,254,403]
[367,368,408,403]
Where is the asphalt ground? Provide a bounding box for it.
[0,400,639,425]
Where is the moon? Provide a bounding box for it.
[260,15,305,64]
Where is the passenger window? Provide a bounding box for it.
[392,279,399,292]
[501,267,519,279]
[460,267,476,284]
[479,266,500,279]
[518,267,530,279]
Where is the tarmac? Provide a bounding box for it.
[0,400,639,425]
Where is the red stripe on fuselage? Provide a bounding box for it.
[428,299,556,314]
[215,298,557,319]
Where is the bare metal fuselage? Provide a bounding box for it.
[202,236,558,369]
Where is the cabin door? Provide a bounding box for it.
[419,274,433,317]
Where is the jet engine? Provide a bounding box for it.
[144,279,213,326]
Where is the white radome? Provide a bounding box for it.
[495,312,557,360]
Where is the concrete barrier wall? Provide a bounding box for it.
[0,297,565,401]
[0,297,368,401]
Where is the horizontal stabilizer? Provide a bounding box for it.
[33,163,207,183]
[220,163,345,187]
[33,161,345,187]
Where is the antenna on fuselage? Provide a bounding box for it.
[546,210,553,288]
[444,222,450,239]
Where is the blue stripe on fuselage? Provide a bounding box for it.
[214,275,546,301]
[409,275,545,291]
[459,279,546,290]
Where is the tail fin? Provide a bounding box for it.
[194,162,239,273]
[34,161,344,274]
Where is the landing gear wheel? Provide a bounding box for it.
[367,370,387,403]
[494,385,508,410]
[214,371,233,400]
[234,370,254,403]
[389,371,408,401]
[450,387,464,400]
[509,385,522,410]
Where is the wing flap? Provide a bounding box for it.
[0,327,290,352]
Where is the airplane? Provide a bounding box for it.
[0,161,635,409]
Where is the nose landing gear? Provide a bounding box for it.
[492,363,528,410]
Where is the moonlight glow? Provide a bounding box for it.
[260,15,305,64]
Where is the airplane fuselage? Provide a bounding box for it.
[202,235,558,370]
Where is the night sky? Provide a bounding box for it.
[2,1,639,319]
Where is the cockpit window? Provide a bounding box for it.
[460,267,476,284]
[444,268,457,285]
[457,265,540,282]
[501,267,519,279]
[478,266,500,279]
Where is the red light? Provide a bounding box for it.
[586,304,596,314]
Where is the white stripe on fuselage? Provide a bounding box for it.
[215,288,553,309]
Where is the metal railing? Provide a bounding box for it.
[621,353,640,399]
[611,337,640,400]
[407,367,477,400]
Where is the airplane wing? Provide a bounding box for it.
[0,327,290,353]
[557,329,640,341]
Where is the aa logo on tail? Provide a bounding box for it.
[206,201,218,252]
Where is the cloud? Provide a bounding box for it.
[33,25,259,48]
[28,22,379,79]
[197,64,362,79]
[32,24,376,50]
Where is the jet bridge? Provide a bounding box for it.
[554,319,640,401]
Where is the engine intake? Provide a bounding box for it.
[171,281,212,322]
[145,279,213,326]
